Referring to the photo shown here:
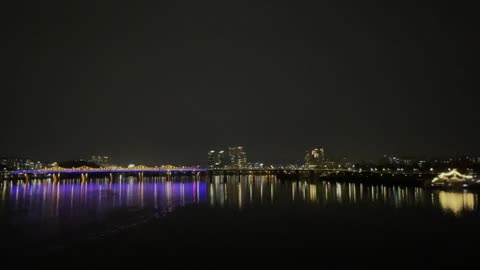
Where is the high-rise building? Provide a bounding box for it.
[304,148,325,168]
[217,151,226,168]
[228,146,247,169]
[208,150,217,168]
[240,151,247,168]
[208,150,227,168]
[228,147,238,166]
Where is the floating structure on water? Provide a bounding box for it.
[431,169,480,190]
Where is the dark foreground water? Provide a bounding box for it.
[1,175,480,264]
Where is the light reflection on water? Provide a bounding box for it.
[0,177,207,226]
[438,191,476,215]
[206,176,479,216]
[1,176,479,226]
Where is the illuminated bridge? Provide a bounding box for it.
[8,165,206,182]
[5,166,432,186]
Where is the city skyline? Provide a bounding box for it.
[3,147,480,169]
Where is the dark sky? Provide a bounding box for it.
[2,1,478,165]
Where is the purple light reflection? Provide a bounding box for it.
[4,178,207,227]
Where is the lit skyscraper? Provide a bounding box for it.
[208,150,217,168]
[239,151,247,168]
[228,146,247,169]
[208,150,227,168]
[217,151,226,168]
[304,148,325,168]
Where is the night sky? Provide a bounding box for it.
[2,1,478,165]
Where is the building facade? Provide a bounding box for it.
[228,146,247,169]
[208,150,227,168]
[304,148,326,169]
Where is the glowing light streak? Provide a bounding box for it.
[10,165,207,175]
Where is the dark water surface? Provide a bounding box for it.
[1,175,480,263]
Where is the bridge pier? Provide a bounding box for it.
[53,173,60,183]
[109,173,113,182]
[81,173,88,183]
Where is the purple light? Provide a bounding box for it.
[10,168,208,175]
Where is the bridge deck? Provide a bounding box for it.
[10,168,207,175]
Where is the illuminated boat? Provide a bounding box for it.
[431,169,480,190]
